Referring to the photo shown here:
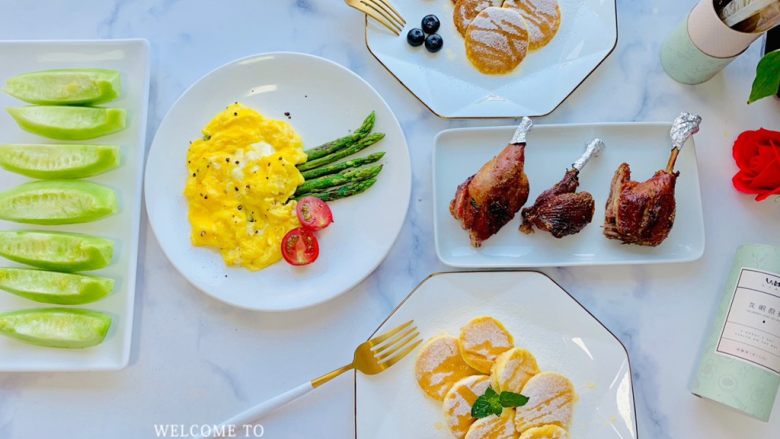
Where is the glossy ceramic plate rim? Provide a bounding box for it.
[0,38,151,371]
[353,270,639,437]
[144,51,411,311]
[432,122,706,268]
[363,1,619,118]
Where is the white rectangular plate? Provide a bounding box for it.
[0,40,150,371]
[434,123,705,267]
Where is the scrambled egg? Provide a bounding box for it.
[184,103,306,270]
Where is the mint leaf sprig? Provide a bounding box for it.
[471,386,529,419]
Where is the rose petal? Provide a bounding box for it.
[755,186,780,201]
[733,131,760,169]
[751,159,780,188]
[733,172,759,194]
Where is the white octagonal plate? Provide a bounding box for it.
[355,271,637,438]
[366,0,618,118]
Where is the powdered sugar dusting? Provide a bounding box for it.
[415,335,478,400]
[465,409,516,439]
[443,375,491,437]
[465,7,530,74]
[503,0,561,49]
[515,372,576,432]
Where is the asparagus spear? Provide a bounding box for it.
[303,112,376,161]
[295,177,378,202]
[301,152,385,180]
[296,164,383,196]
[297,132,385,172]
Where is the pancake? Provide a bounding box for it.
[458,316,515,373]
[464,7,530,75]
[465,409,517,439]
[491,347,540,393]
[518,425,569,439]
[454,0,503,36]
[514,372,576,433]
[502,0,561,50]
[442,375,492,438]
[416,335,480,400]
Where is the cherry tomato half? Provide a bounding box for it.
[281,227,319,266]
[296,196,333,231]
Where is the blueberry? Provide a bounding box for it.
[407,28,425,47]
[421,14,441,34]
[424,33,443,53]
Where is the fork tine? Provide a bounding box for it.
[365,0,406,26]
[380,338,423,369]
[368,320,413,346]
[376,330,420,361]
[373,326,418,355]
[360,1,403,34]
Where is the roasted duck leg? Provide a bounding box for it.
[520,138,604,238]
[450,117,533,247]
[604,112,701,246]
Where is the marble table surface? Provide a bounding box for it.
[1,0,779,438]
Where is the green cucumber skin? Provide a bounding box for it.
[0,230,114,272]
[3,69,121,105]
[0,307,111,348]
[7,106,127,141]
[0,180,117,225]
[0,268,113,305]
[0,144,120,179]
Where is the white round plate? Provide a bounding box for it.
[366,0,618,118]
[145,52,411,311]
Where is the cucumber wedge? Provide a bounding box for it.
[0,180,117,224]
[0,307,111,348]
[3,68,121,105]
[0,230,113,272]
[0,268,113,305]
[0,144,120,179]
[7,106,126,140]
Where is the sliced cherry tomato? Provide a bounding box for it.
[281,227,319,266]
[296,196,333,231]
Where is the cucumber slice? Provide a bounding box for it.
[7,106,126,140]
[0,230,113,272]
[0,307,111,348]
[0,144,120,179]
[0,180,117,224]
[3,68,121,105]
[0,268,113,305]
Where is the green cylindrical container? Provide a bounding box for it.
[690,244,780,421]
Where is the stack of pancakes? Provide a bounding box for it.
[451,0,561,74]
[415,316,577,438]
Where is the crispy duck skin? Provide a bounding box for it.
[520,169,595,238]
[603,163,678,246]
[450,143,530,247]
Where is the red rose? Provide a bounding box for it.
[732,128,780,201]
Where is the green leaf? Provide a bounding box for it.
[749,49,780,104]
[471,386,503,419]
[499,390,530,408]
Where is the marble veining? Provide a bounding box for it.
[0,0,778,438]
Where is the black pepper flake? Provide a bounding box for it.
[278,157,282,161]
[224,274,228,278]
[237,205,243,211]
[192,173,196,177]
[265,176,269,180]
[200,231,206,237]
[204,195,208,199]
[284,111,291,120]
[226,157,230,163]
[233,112,238,116]
[235,161,239,165]
[234,187,239,191]
[267,163,271,167]
[245,184,250,189]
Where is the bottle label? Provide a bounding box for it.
[716,268,780,375]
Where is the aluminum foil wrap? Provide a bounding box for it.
[670,112,702,149]
[510,117,533,144]
[573,138,605,171]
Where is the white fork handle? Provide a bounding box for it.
[198,382,313,438]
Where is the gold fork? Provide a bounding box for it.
[200,320,421,437]
[345,0,406,36]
